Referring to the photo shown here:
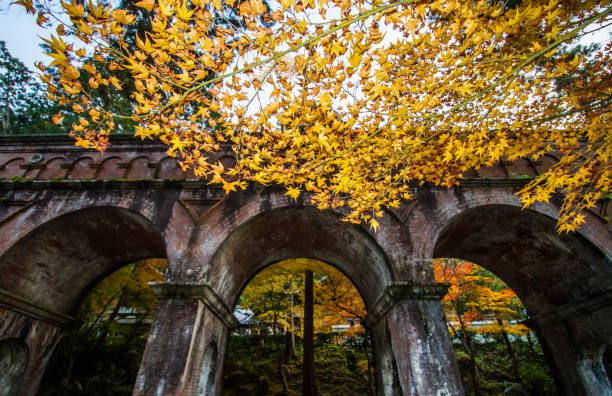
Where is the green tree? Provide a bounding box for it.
[0,41,67,134]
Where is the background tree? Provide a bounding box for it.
[302,269,318,396]
[237,259,367,395]
[239,261,302,391]
[0,41,68,134]
[433,258,533,394]
[39,258,166,395]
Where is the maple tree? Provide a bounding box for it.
[237,259,367,393]
[17,0,611,231]
[433,258,530,394]
[239,258,365,335]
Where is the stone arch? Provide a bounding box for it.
[0,338,28,396]
[405,187,610,266]
[208,206,393,309]
[0,205,167,314]
[431,203,612,395]
[125,155,154,179]
[432,204,610,313]
[0,157,26,179]
[197,341,218,396]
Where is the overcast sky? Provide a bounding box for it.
[0,4,50,71]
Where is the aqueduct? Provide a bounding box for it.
[0,135,610,395]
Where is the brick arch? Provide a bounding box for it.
[432,204,610,315]
[429,202,612,394]
[0,205,166,315]
[94,155,123,179]
[0,157,26,179]
[207,204,393,308]
[405,187,610,262]
[172,190,410,283]
[124,155,155,179]
[37,156,68,179]
[66,156,95,179]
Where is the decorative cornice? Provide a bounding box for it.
[365,282,450,328]
[0,179,223,191]
[149,282,239,329]
[0,289,80,329]
[526,289,612,329]
[0,134,233,153]
[0,178,530,191]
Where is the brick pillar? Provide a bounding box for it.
[527,291,612,396]
[370,317,400,396]
[133,282,238,396]
[366,283,464,396]
[0,289,78,396]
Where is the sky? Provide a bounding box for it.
[0,3,50,71]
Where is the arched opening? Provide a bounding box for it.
[224,258,373,395]
[37,258,167,395]
[0,338,29,396]
[433,257,555,395]
[433,204,610,315]
[604,346,612,384]
[198,342,219,396]
[208,206,392,395]
[0,206,167,395]
[434,204,612,395]
[575,343,612,394]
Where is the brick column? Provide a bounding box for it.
[0,288,79,396]
[366,283,464,396]
[133,282,238,396]
[526,290,612,396]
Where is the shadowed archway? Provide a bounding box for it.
[209,206,393,309]
[434,204,612,395]
[0,206,166,395]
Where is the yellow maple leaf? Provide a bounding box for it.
[286,186,301,200]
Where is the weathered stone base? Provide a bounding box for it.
[0,309,64,396]
[134,283,236,396]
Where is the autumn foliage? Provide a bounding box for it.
[16,0,612,231]
[433,258,528,335]
[239,258,365,336]
[434,258,534,393]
